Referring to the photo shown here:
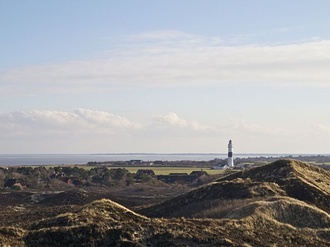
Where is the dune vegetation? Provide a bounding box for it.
[0,159,329,246]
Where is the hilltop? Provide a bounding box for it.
[141,159,330,217]
[218,159,330,212]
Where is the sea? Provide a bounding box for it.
[0,153,301,166]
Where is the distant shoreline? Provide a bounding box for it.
[0,153,329,166]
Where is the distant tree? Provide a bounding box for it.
[0,169,5,187]
[126,173,134,186]
[111,168,128,180]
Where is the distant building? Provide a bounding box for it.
[3,179,24,189]
[157,171,208,185]
[134,169,156,178]
[212,164,230,170]
[169,173,188,176]
[190,171,208,177]
[49,175,82,187]
[127,160,143,165]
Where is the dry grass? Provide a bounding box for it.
[139,179,286,218]
[192,198,259,218]
[0,196,329,246]
[1,159,330,246]
[216,159,330,213]
[226,196,330,228]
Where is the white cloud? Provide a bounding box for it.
[1,108,329,153]
[0,109,142,136]
[152,113,290,137]
[2,110,285,139]
[2,31,330,96]
[310,124,330,135]
[73,109,141,129]
[229,118,290,136]
[154,112,214,131]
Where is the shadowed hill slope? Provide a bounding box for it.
[139,180,286,218]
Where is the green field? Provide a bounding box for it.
[111,166,226,175]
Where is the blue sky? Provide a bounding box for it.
[1,1,330,154]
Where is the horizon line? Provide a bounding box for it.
[0,153,329,156]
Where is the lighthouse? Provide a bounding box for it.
[228,140,234,167]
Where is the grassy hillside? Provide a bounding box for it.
[1,159,330,246]
[218,159,330,213]
[0,197,329,246]
[141,159,330,218]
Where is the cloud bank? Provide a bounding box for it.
[1,31,330,96]
[0,109,142,137]
[0,109,289,136]
[0,108,329,153]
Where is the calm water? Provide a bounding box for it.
[0,153,292,166]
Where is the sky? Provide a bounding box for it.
[1,1,330,154]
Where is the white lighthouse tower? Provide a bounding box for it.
[228,140,234,167]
